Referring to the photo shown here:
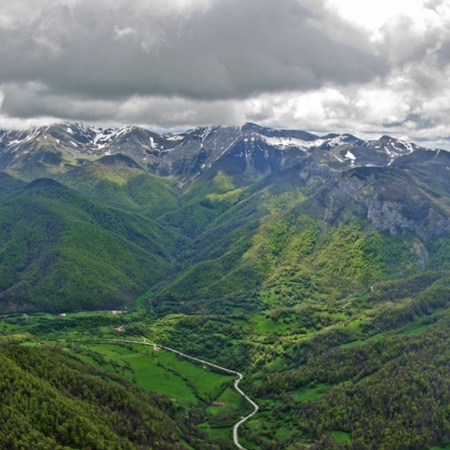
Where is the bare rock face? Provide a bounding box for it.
[366,198,419,235]
[314,158,450,237]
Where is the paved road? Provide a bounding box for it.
[100,337,259,449]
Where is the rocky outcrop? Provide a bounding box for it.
[319,168,450,237]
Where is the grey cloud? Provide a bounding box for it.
[0,83,245,128]
[382,113,439,130]
[8,0,450,140]
[434,41,450,70]
[1,84,119,122]
[0,0,386,111]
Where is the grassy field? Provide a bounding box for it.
[75,342,235,407]
[206,387,242,415]
[242,409,295,448]
[69,337,244,446]
[398,323,431,335]
[199,422,231,440]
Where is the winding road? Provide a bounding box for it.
[99,337,259,449]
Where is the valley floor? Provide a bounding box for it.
[2,273,450,450]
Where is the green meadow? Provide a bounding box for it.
[72,341,236,407]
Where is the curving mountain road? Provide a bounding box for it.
[100,337,259,449]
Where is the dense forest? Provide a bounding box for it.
[0,344,186,449]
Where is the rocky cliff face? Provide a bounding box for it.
[314,159,450,237]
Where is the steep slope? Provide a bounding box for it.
[0,121,443,315]
[315,148,450,236]
[152,147,450,314]
[56,157,180,219]
[0,176,186,313]
[0,343,185,449]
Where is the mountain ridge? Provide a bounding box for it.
[0,121,427,183]
[0,121,448,314]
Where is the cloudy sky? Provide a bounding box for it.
[1,0,450,147]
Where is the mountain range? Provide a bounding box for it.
[3,122,450,449]
[0,121,449,313]
[0,121,421,182]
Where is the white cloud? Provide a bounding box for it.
[324,0,429,45]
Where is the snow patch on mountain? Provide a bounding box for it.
[0,121,435,183]
[166,135,184,141]
[91,126,136,149]
[345,150,356,161]
[261,135,324,150]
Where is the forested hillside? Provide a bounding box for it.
[0,174,186,313]
[2,122,450,449]
[0,342,186,449]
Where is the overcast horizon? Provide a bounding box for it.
[1,0,450,149]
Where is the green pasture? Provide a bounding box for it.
[397,323,430,335]
[249,314,295,335]
[340,332,385,349]
[275,426,294,442]
[242,409,294,447]
[180,439,196,449]
[78,342,235,407]
[206,387,242,416]
[199,422,231,441]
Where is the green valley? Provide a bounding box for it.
[2,122,450,448]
